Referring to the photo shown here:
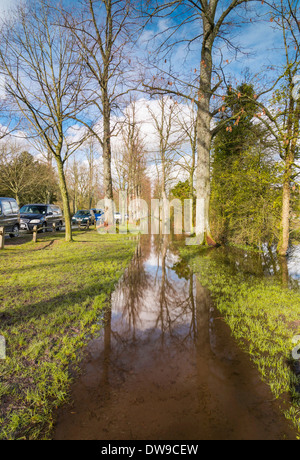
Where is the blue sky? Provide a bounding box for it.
[134,0,293,111]
[0,0,292,90]
[0,0,297,152]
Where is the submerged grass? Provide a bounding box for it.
[0,230,136,440]
[179,244,300,437]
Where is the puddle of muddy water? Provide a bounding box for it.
[53,235,296,440]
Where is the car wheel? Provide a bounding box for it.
[56,221,62,231]
[10,224,19,238]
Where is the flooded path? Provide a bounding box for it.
[54,235,296,440]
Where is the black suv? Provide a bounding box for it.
[20,204,64,232]
[0,197,20,237]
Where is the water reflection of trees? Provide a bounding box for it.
[113,235,152,340]
[153,234,212,347]
[109,234,212,348]
[105,235,300,361]
[211,245,300,290]
[155,234,179,343]
[100,234,216,394]
[101,305,112,394]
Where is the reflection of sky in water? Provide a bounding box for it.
[144,246,181,278]
[288,247,300,280]
[112,238,300,339]
[111,244,193,333]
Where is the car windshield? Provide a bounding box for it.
[20,205,47,215]
[75,211,90,216]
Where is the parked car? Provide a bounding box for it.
[72,210,95,227]
[0,197,20,237]
[19,204,64,232]
[91,208,104,221]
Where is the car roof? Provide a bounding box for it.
[0,197,18,201]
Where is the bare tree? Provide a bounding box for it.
[142,0,263,245]
[173,100,197,200]
[119,99,147,202]
[147,95,182,201]
[0,0,87,241]
[66,155,80,214]
[63,0,137,223]
[111,98,148,224]
[66,141,101,213]
[83,139,101,209]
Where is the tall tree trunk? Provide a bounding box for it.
[161,154,169,234]
[102,89,114,225]
[195,22,216,246]
[190,143,196,228]
[277,98,299,256]
[278,165,291,256]
[278,255,289,288]
[56,156,72,242]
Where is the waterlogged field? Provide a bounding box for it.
[179,244,300,436]
[0,230,137,440]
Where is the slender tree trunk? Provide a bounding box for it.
[190,149,196,228]
[161,153,169,234]
[88,144,94,209]
[189,163,195,200]
[102,89,114,225]
[74,174,78,214]
[56,156,72,242]
[103,137,113,200]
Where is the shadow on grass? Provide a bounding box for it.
[0,280,116,327]
[0,232,136,441]
[0,245,133,327]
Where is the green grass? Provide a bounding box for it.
[0,230,137,440]
[179,244,300,437]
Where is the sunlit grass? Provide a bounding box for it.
[0,230,136,440]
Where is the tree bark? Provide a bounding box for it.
[56,156,73,242]
[102,88,114,225]
[277,98,299,256]
[278,161,291,256]
[103,96,113,201]
[195,17,216,246]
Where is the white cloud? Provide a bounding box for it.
[111,97,192,155]
[0,0,17,16]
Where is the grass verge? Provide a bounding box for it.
[0,230,137,440]
[179,244,300,437]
